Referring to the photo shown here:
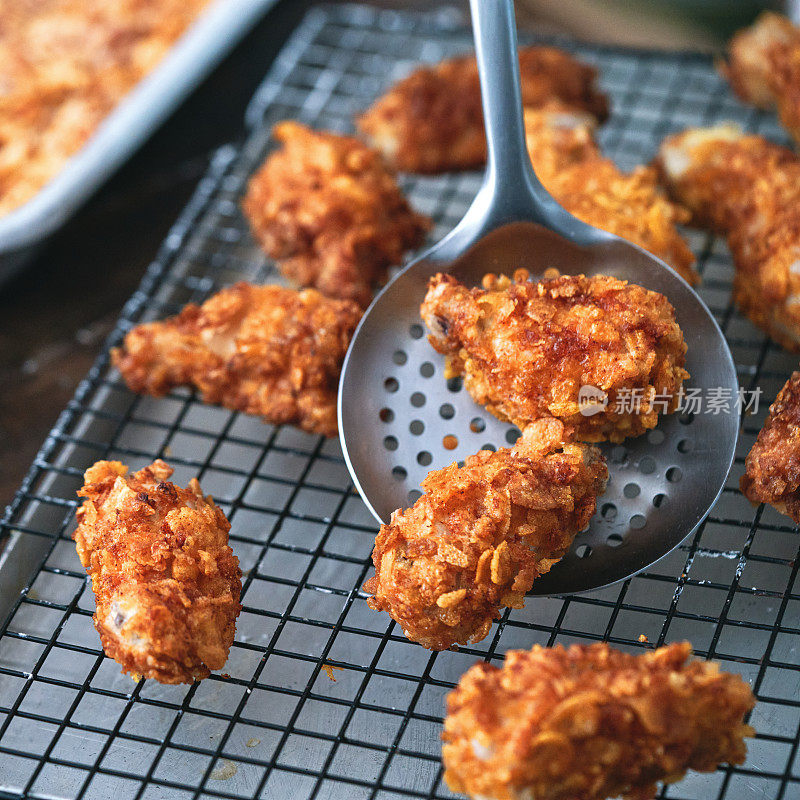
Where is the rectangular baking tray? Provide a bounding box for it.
[0,0,279,284]
[1,5,799,800]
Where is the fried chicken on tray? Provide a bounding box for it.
[242,121,430,307]
[442,641,755,800]
[741,371,800,523]
[356,47,608,174]
[421,271,689,443]
[724,12,800,146]
[75,459,241,683]
[112,282,361,437]
[656,125,800,350]
[524,108,699,286]
[363,418,607,651]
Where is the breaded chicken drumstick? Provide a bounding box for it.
[363,418,607,650]
[741,371,800,523]
[524,108,698,286]
[75,459,242,683]
[656,125,800,350]
[421,271,689,442]
[112,282,361,437]
[724,12,800,146]
[443,641,755,800]
[242,121,430,307]
[357,47,608,173]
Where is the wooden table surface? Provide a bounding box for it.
[0,0,726,508]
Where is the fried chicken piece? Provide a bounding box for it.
[522,108,699,285]
[74,459,242,683]
[724,12,800,146]
[656,125,800,350]
[421,271,689,442]
[0,0,211,217]
[741,371,800,522]
[112,282,361,437]
[356,47,608,173]
[242,121,430,307]
[363,418,607,651]
[442,641,755,800]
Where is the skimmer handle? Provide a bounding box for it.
[467,0,612,245]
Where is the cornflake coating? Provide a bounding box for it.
[356,47,608,173]
[724,12,800,145]
[421,272,689,443]
[75,460,241,684]
[242,121,430,306]
[0,0,211,217]
[524,108,698,286]
[656,125,800,350]
[741,371,800,522]
[363,419,607,651]
[112,282,361,437]
[442,641,755,800]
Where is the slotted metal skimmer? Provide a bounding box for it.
[339,0,739,594]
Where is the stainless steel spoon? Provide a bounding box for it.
[338,0,738,594]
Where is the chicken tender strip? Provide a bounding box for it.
[242,121,430,307]
[724,12,800,146]
[356,47,608,173]
[363,419,607,651]
[522,108,698,285]
[656,125,800,350]
[421,271,689,442]
[75,459,242,683]
[112,282,361,437]
[442,641,755,800]
[741,371,800,522]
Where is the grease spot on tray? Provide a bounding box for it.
[210,760,238,780]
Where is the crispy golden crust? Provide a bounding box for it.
[363,419,607,651]
[442,641,755,800]
[356,47,608,173]
[112,282,361,437]
[0,0,211,217]
[724,12,800,145]
[242,121,430,307]
[522,108,698,286]
[521,108,698,286]
[656,126,800,350]
[741,372,800,522]
[421,272,689,443]
[74,459,241,683]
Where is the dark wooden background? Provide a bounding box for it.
[0,0,733,507]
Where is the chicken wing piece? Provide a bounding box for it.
[242,121,430,307]
[741,371,800,522]
[724,12,800,146]
[442,641,755,800]
[656,125,800,350]
[356,47,608,174]
[112,282,361,437]
[421,271,689,443]
[75,459,242,684]
[363,418,607,651]
[521,108,698,286]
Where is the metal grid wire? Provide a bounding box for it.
[2,5,800,799]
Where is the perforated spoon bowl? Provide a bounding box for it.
[338,0,738,594]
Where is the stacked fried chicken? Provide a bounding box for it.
[365,419,607,650]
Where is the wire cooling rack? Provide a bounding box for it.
[2,5,799,800]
